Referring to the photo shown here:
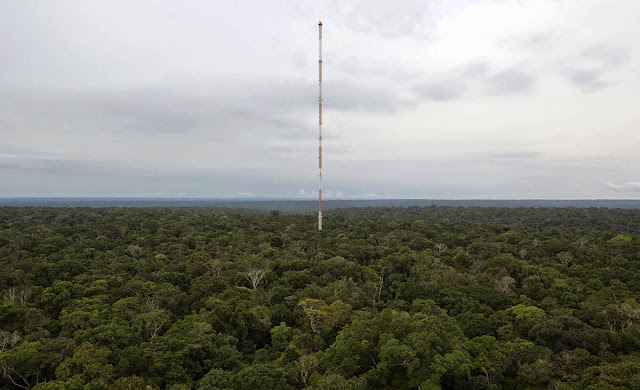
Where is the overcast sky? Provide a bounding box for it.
[1,0,639,198]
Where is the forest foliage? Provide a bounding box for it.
[1,206,640,389]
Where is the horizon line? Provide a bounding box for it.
[2,196,640,201]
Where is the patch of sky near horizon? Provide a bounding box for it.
[1,0,639,198]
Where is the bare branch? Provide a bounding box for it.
[245,267,266,290]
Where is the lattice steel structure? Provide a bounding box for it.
[318,21,323,231]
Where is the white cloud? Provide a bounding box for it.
[606,182,640,194]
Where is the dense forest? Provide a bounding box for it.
[1,206,640,389]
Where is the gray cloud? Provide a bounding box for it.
[336,58,424,82]
[488,151,542,161]
[413,63,540,101]
[563,68,607,92]
[411,61,489,101]
[323,0,438,38]
[461,62,489,78]
[413,80,468,101]
[0,161,314,198]
[1,74,408,145]
[519,34,553,49]
[486,69,536,95]
[0,151,133,176]
[317,0,502,39]
[562,45,631,92]
[259,141,350,159]
[605,182,640,193]
[322,152,630,199]
[580,44,631,68]
[324,79,414,112]
[0,144,321,198]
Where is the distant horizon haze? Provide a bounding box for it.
[3,197,640,211]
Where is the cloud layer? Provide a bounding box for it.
[1,0,639,198]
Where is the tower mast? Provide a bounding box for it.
[318,21,323,231]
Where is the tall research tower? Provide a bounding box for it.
[318,21,323,231]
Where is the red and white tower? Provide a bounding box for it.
[318,21,323,231]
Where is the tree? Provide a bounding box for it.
[296,354,318,385]
[307,373,366,390]
[269,322,291,351]
[366,275,384,307]
[434,243,448,254]
[3,288,30,309]
[297,299,352,334]
[1,341,43,389]
[466,336,507,386]
[210,259,225,277]
[528,316,593,353]
[197,368,234,390]
[321,303,470,388]
[55,342,114,387]
[133,310,169,340]
[245,267,266,291]
[108,376,156,390]
[234,364,286,390]
[496,276,516,293]
[127,244,145,259]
